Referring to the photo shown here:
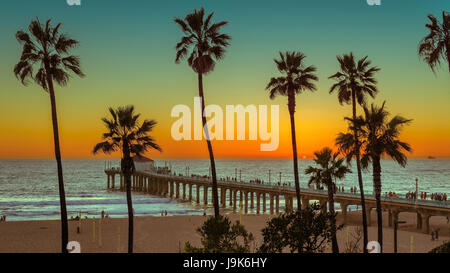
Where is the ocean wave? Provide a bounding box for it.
[0,197,172,208]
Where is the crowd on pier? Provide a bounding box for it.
[391,191,448,202]
[170,170,448,203]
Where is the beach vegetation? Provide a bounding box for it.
[266,51,318,211]
[330,52,380,252]
[183,215,254,253]
[174,7,232,218]
[305,147,352,253]
[429,240,450,253]
[93,105,161,253]
[418,11,450,73]
[337,102,412,252]
[258,203,341,253]
[13,18,85,253]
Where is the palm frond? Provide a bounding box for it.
[13,17,84,90]
[174,8,231,74]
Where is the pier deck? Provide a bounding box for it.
[105,168,450,234]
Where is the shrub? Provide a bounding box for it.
[429,240,450,253]
[184,215,254,253]
[258,203,341,253]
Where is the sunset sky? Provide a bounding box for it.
[0,0,449,159]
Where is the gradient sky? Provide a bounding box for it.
[0,0,449,159]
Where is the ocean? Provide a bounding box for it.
[0,158,448,221]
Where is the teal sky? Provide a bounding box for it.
[0,0,449,158]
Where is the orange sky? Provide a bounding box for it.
[0,1,449,159]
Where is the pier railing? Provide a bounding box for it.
[104,167,449,234]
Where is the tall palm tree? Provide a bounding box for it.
[174,7,231,218]
[267,51,318,211]
[13,18,84,253]
[337,102,412,252]
[93,106,161,253]
[305,147,351,254]
[329,52,379,252]
[418,11,450,73]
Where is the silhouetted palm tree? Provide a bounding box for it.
[267,51,318,211]
[93,106,161,253]
[305,147,351,253]
[329,52,379,252]
[13,18,84,253]
[418,11,450,73]
[174,7,231,218]
[337,102,412,252]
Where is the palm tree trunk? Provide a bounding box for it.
[125,173,134,253]
[373,155,383,252]
[288,93,301,211]
[122,144,134,253]
[46,71,68,254]
[327,183,339,253]
[352,90,369,253]
[198,73,220,218]
[446,43,450,73]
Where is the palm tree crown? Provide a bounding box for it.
[305,148,351,188]
[418,11,450,73]
[329,52,380,106]
[174,7,231,74]
[14,18,84,90]
[336,102,412,168]
[266,51,318,111]
[93,106,161,157]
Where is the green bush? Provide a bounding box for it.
[258,203,341,253]
[184,215,254,253]
[429,241,450,253]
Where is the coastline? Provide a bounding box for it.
[0,211,448,253]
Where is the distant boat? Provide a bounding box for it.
[428,156,436,159]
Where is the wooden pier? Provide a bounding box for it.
[105,168,450,234]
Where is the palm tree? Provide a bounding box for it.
[174,7,231,218]
[93,106,161,253]
[13,18,84,253]
[305,147,351,253]
[337,102,412,252]
[267,51,318,211]
[418,11,450,73]
[329,52,379,252]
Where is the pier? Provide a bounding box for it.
[105,168,450,234]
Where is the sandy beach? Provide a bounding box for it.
[0,210,448,253]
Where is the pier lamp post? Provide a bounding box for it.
[235,168,237,181]
[268,170,271,184]
[239,169,242,182]
[279,172,282,185]
[415,178,419,205]
[394,220,406,253]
